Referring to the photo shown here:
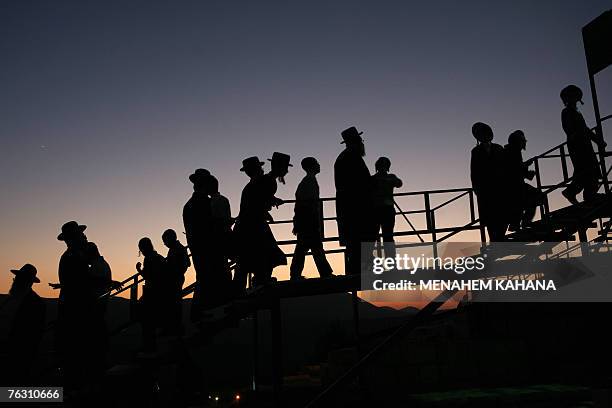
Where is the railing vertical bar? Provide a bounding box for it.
[533,158,550,219]
[129,276,138,321]
[560,145,569,182]
[468,190,476,223]
[424,193,432,234]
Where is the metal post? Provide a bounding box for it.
[578,226,589,256]
[351,290,362,388]
[343,251,349,276]
[587,71,610,194]
[271,299,283,408]
[533,158,549,216]
[352,291,360,350]
[468,190,476,223]
[129,276,138,321]
[424,193,432,233]
[479,225,487,246]
[560,145,569,182]
[319,200,325,238]
[424,193,438,257]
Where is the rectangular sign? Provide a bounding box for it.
[583,10,612,75]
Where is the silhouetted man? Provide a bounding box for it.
[162,229,190,335]
[504,130,544,231]
[290,157,333,280]
[136,237,167,351]
[234,157,265,291]
[208,175,233,300]
[56,221,102,388]
[234,155,288,288]
[182,168,213,319]
[86,242,114,310]
[559,85,607,204]
[372,157,403,259]
[470,123,508,242]
[0,264,45,385]
[209,175,233,236]
[256,152,290,284]
[334,126,375,275]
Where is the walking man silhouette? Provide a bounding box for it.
[372,157,403,259]
[559,85,607,204]
[334,126,375,275]
[136,237,167,351]
[503,130,544,231]
[290,157,333,280]
[234,157,265,291]
[183,168,213,319]
[234,154,288,288]
[56,221,105,389]
[86,242,115,311]
[0,264,45,385]
[162,229,190,335]
[208,175,233,301]
[470,123,508,242]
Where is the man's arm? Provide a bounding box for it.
[392,174,403,188]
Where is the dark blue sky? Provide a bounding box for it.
[1,1,610,295]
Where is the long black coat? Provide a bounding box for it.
[234,174,287,274]
[562,107,602,178]
[334,149,374,245]
[470,142,508,226]
[183,192,212,255]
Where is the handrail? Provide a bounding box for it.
[80,133,611,327]
[432,190,470,211]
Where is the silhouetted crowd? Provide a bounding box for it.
[471,85,607,241]
[0,84,607,394]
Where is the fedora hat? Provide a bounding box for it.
[10,264,40,283]
[57,221,87,241]
[340,126,364,144]
[240,156,265,172]
[189,168,211,184]
[268,152,293,167]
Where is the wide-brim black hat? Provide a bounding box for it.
[10,263,40,283]
[189,168,211,184]
[57,221,87,241]
[240,156,265,172]
[268,152,293,167]
[341,126,364,144]
[471,122,494,143]
[560,84,583,104]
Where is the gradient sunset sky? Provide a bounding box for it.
[1,1,611,297]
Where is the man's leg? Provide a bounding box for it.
[522,184,543,225]
[309,236,333,277]
[381,206,397,259]
[563,169,584,204]
[487,222,507,242]
[190,253,205,320]
[583,171,600,202]
[290,238,307,279]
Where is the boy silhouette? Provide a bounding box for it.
[290,157,333,280]
[559,85,606,204]
[371,157,402,258]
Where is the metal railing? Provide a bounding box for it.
[94,119,611,327]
